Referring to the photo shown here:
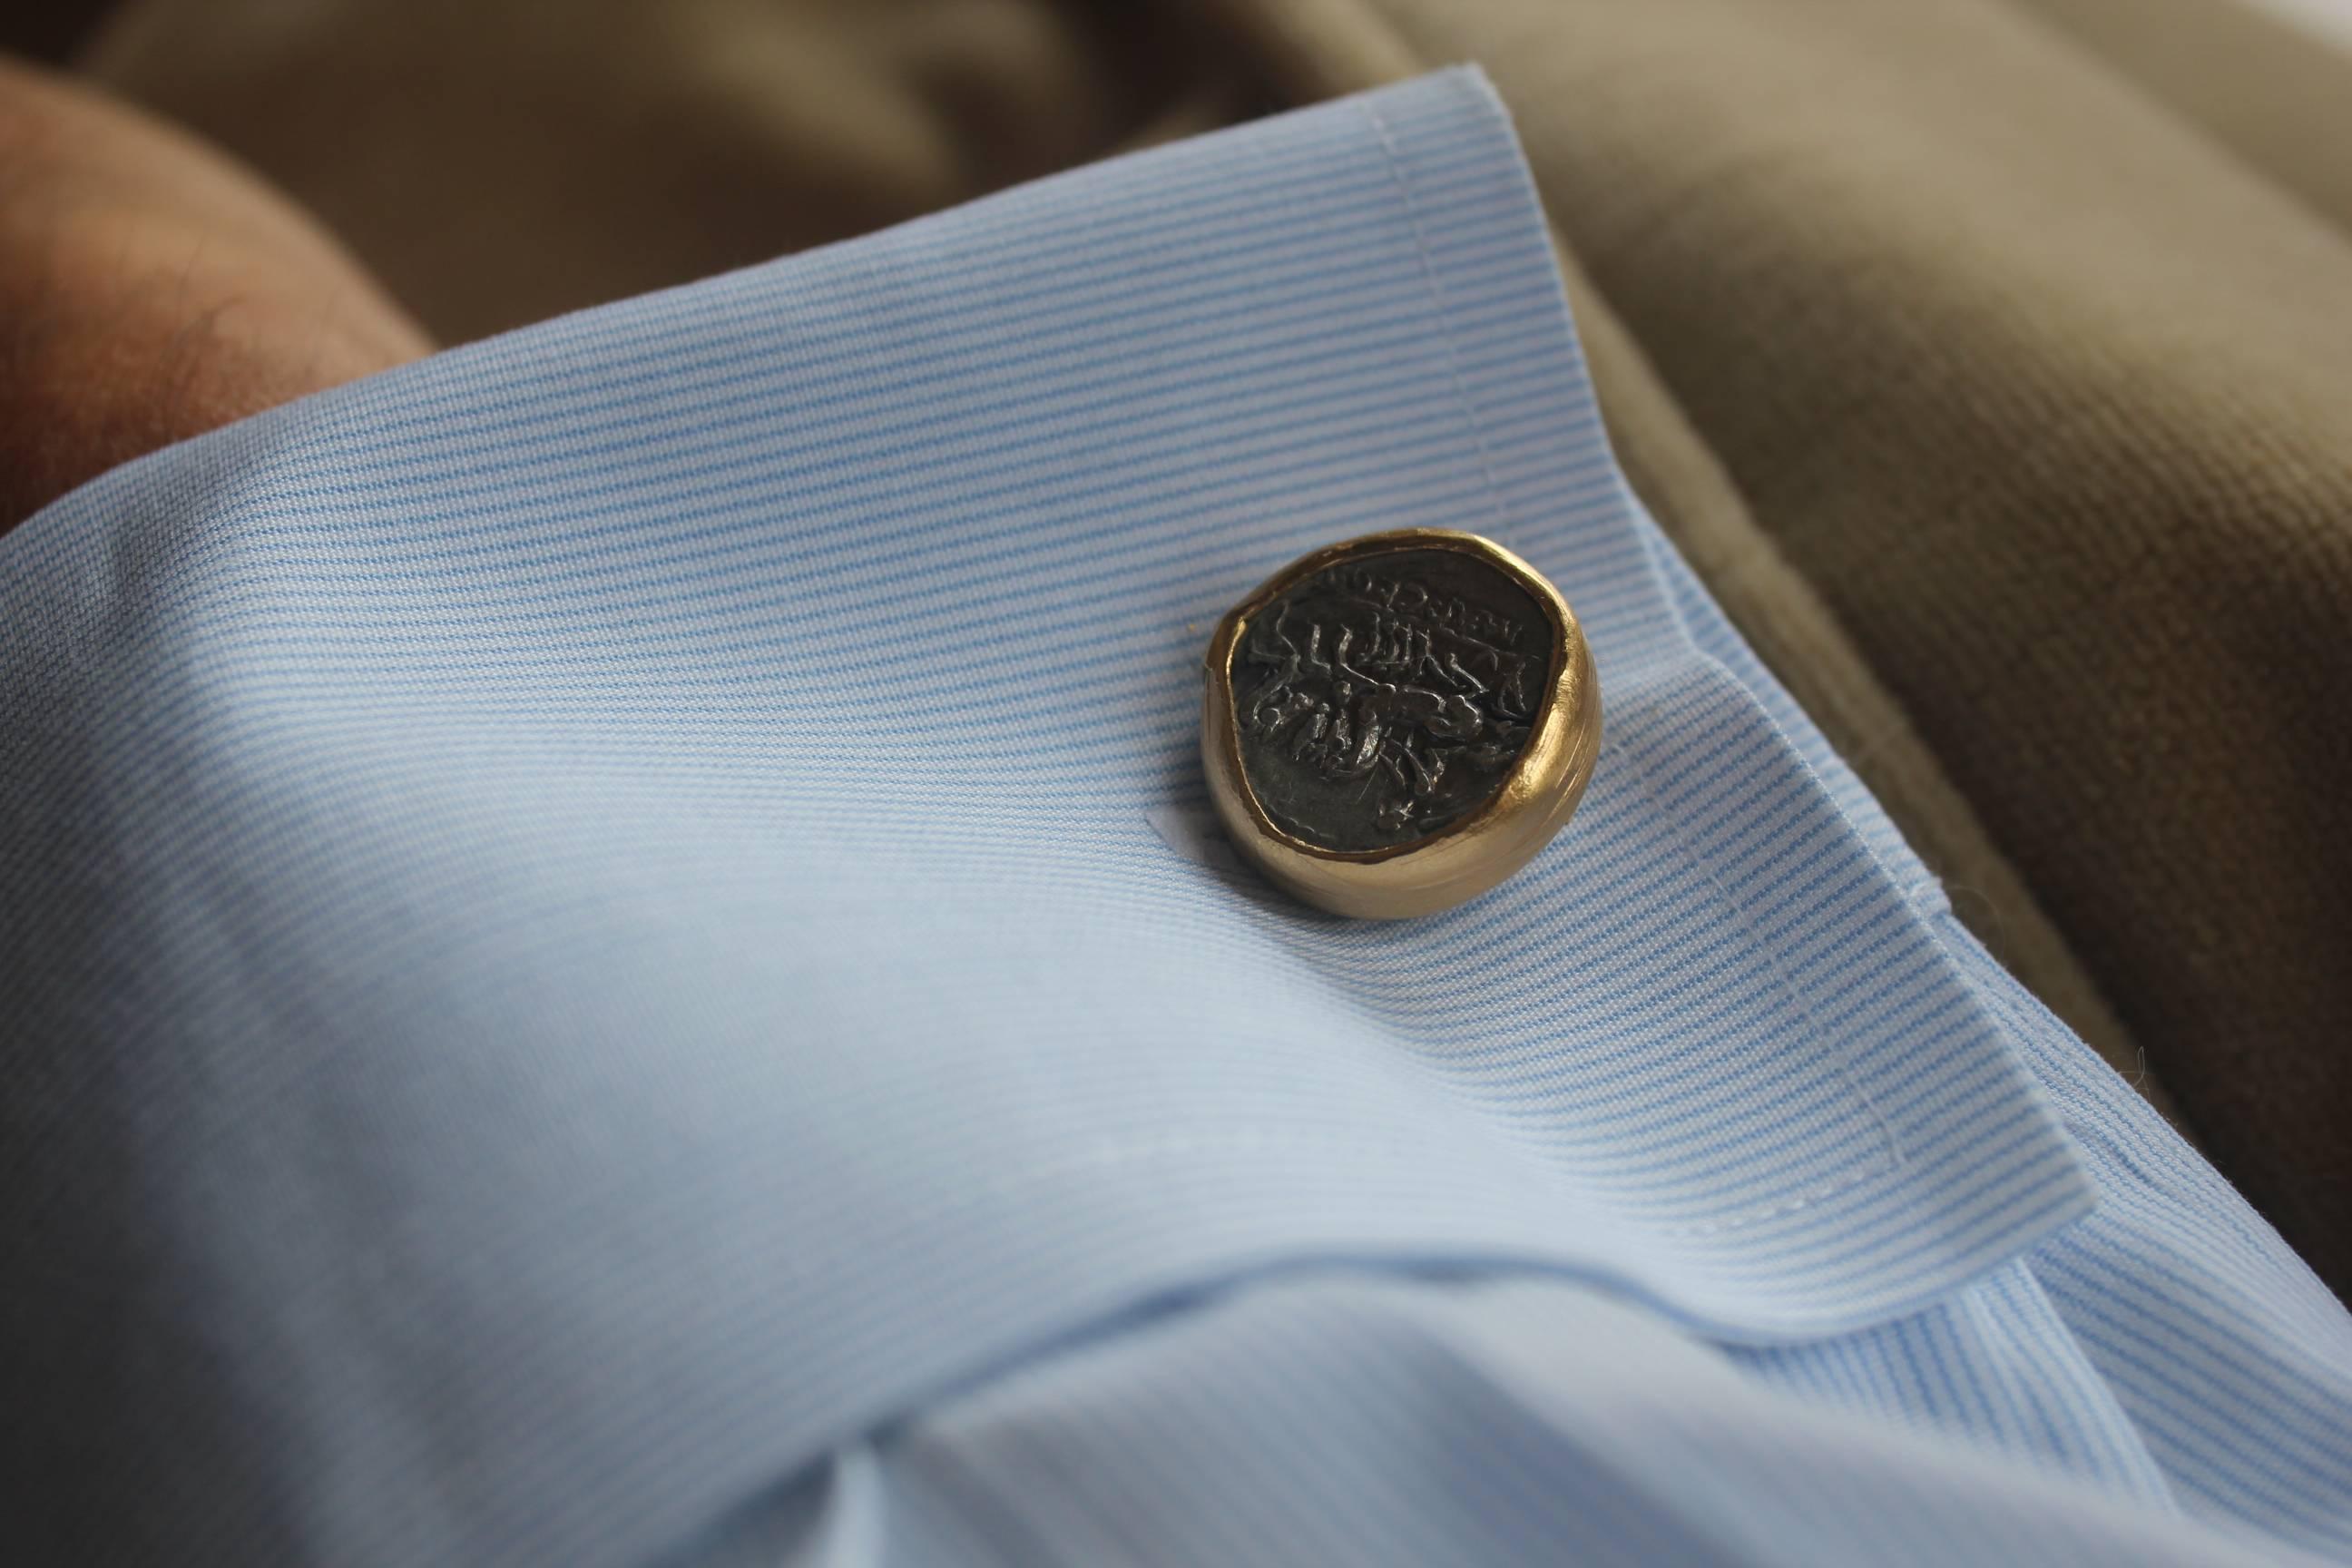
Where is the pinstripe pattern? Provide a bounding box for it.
[2,70,2345,1568]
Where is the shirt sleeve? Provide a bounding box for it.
[1,66,2344,1568]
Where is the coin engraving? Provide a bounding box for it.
[1230,547,1553,852]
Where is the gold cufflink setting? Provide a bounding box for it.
[1201,529,1601,918]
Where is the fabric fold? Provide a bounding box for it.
[3,69,2099,1567]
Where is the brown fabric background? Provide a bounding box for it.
[2013,0,2352,239]
[81,0,1254,345]
[74,0,2351,1287]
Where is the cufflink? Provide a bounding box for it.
[1201,529,1602,919]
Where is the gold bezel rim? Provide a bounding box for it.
[1200,528,1602,918]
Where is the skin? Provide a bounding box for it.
[0,56,430,535]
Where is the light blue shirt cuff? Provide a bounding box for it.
[5,65,2345,1568]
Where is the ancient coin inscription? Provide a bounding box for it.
[1231,548,1552,852]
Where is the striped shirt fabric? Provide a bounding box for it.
[2,67,2347,1568]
